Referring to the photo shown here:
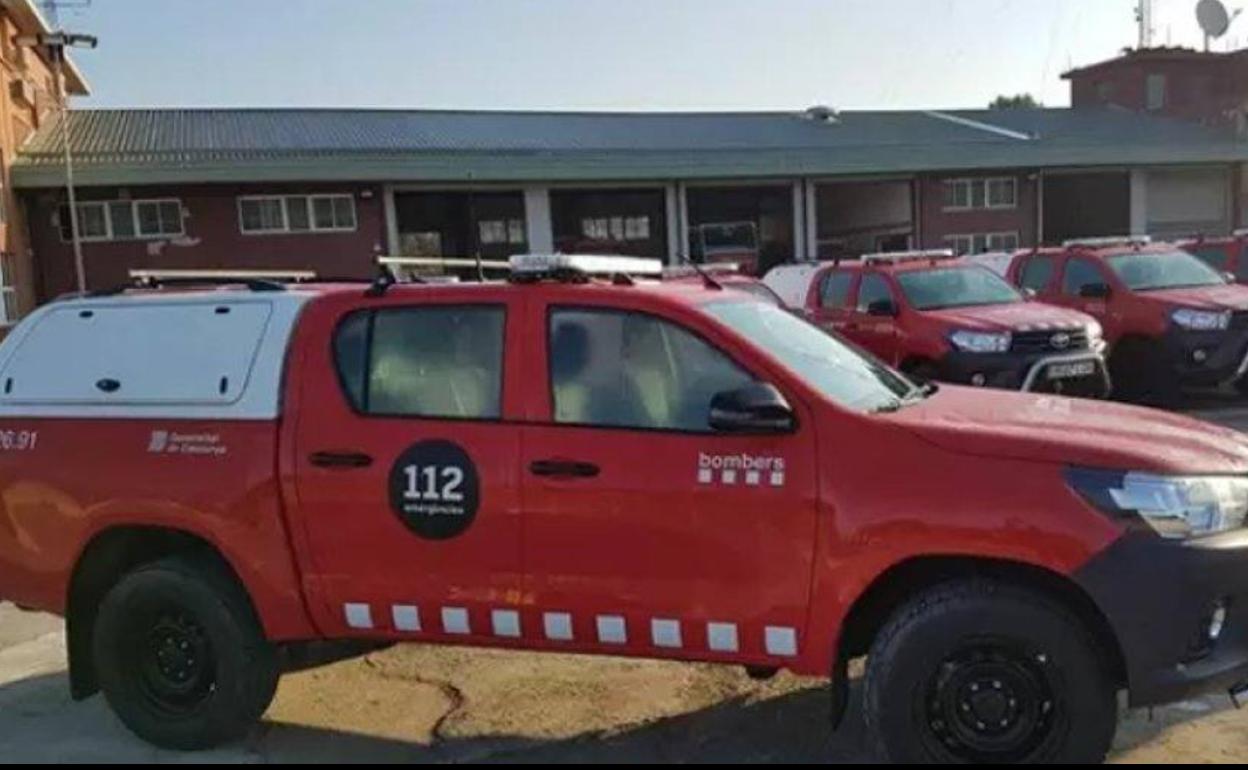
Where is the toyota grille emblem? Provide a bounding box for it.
[1050,332,1072,350]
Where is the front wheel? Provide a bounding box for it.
[92,554,280,750]
[862,579,1117,763]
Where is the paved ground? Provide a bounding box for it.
[2,396,1248,762]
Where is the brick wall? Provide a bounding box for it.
[23,182,388,300]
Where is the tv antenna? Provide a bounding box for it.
[1197,0,1243,50]
[1136,0,1155,48]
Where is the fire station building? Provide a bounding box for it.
[10,104,1248,308]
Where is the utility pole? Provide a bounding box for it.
[16,31,96,294]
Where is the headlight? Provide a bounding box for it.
[1067,467,1248,539]
[1086,320,1103,343]
[1172,308,1230,331]
[949,329,1011,353]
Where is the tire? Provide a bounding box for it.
[862,579,1117,764]
[92,553,280,750]
[1109,339,1178,407]
[903,360,940,384]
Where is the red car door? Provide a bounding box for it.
[845,272,902,365]
[806,267,856,336]
[517,294,819,665]
[1053,255,1120,339]
[289,289,525,639]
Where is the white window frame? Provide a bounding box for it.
[58,198,185,243]
[0,252,18,325]
[944,231,1020,255]
[237,193,357,236]
[941,177,1017,211]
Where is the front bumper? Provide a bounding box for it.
[1074,529,1248,707]
[937,347,1111,397]
[1159,324,1248,386]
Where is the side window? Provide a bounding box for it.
[1187,246,1230,273]
[333,305,505,419]
[549,308,753,432]
[855,274,894,312]
[1061,257,1106,296]
[1018,255,1055,292]
[819,270,853,308]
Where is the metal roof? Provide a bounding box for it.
[12,106,1248,187]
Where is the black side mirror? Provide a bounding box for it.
[1078,282,1111,299]
[708,383,795,434]
[866,299,898,317]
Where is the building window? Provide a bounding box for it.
[0,252,17,325]
[942,177,1017,211]
[477,218,525,245]
[1146,73,1166,111]
[58,198,184,242]
[238,193,357,235]
[944,231,1020,255]
[580,215,651,242]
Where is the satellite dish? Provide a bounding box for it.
[1197,0,1232,38]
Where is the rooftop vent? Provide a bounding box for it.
[803,105,839,124]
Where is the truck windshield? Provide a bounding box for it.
[895,266,1022,310]
[1107,250,1227,291]
[703,299,916,413]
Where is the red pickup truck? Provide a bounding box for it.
[1,255,1247,763]
[764,251,1110,397]
[1007,237,1248,403]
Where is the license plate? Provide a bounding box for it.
[1047,361,1097,380]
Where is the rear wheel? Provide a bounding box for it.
[92,554,279,750]
[861,579,1117,763]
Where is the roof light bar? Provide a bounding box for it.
[509,253,664,277]
[661,263,742,278]
[861,249,957,265]
[1062,235,1152,249]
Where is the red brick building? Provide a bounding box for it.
[11,105,1247,307]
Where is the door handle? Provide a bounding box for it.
[308,450,374,469]
[529,459,600,478]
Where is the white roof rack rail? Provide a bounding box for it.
[861,249,956,265]
[1062,235,1152,249]
[1232,228,1248,239]
[509,253,664,279]
[378,256,512,271]
[129,268,317,282]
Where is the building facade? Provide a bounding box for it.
[8,105,1248,310]
[0,0,88,322]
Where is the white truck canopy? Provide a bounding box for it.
[0,290,314,420]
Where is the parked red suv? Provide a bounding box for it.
[1008,237,1248,403]
[1179,230,1248,283]
[3,256,1248,763]
[764,251,1110,396]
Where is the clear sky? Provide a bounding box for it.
[51,0,1241,111]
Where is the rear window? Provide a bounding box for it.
[0,301,272,405]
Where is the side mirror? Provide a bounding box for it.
[1224,271,1236,283]
[866,299,898,317]
[708,383,795,434]
[1022,287,1037,299]
[1079,282,1111,299]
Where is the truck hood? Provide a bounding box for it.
[1136,283,1248,312]
[882,385,1248,474]
[921,301,1093,332]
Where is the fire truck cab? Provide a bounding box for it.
[2,255,1248,762]
[763,250,1110,397]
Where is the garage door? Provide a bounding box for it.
[1146,167,1230,239]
